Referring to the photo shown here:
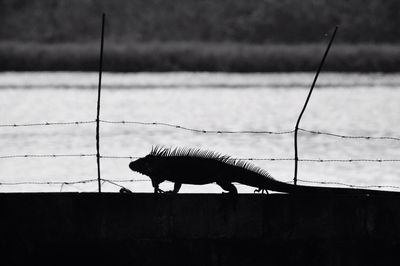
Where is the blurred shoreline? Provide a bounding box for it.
[1,42,400,73]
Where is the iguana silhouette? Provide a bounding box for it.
[129,146,400,195]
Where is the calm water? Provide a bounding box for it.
[1,72,400,193]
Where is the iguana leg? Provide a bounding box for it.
[153,186,164,194]
[155,187,164,193]
[165,183,182,194]
[217,182,238,194]
[152,180,164,194]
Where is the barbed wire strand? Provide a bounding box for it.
[100,155,141,160]
[100,155,400,163]
[298,128,400,141]
[2,177,400,191]
[100,120,400,141]
[102,178,400,191]
[0,120,96,128]
[0,178,98,186]
[0,154,97,159]
[298,159,400,163]
[1,154,399,163]
[99,119,295,135]
[296,179,400,190]
[106,178,152,183]
[1,119,399,141]
[101,179,131,189]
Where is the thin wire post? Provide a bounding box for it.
[293,26,338,185]
[96,13,105,193]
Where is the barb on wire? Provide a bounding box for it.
[99,119,294,135]
[0,154,96,159]
[299,128,400,141]
[0,120,96,128]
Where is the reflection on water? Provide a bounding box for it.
[0,72,399,193]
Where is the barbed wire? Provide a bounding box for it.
[100,155,400,163]
[109,178,400,190]
[100,155,141,159]
[99,119,295,135]
[296,179,400,190]
[0,178,98,186]
[1,119,399,142]
[0,120,96,128]
[294,158,400,163]
[106,178,150,183]
[1,177,400,191]
[99,155,294,161]
[1,154,399,163]
[100,120,400,141]
[298,128,400,141]
[0,154,96,159]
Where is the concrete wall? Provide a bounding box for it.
[1,193,400,265]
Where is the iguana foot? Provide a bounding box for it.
[217,182,238,194]
[254,188,269,194]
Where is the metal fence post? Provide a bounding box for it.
[293,26,338,185]
[96,13,106,192]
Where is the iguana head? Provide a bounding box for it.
[129,155,154,176]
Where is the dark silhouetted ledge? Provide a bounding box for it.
[1,193,400,265]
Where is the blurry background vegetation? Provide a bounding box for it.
[1,0,400,72]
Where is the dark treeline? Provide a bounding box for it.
[1,0,399,44]
[1,0,399,72]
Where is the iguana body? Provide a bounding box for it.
[129,146,399,195]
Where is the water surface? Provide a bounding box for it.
[1,72,399,193]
